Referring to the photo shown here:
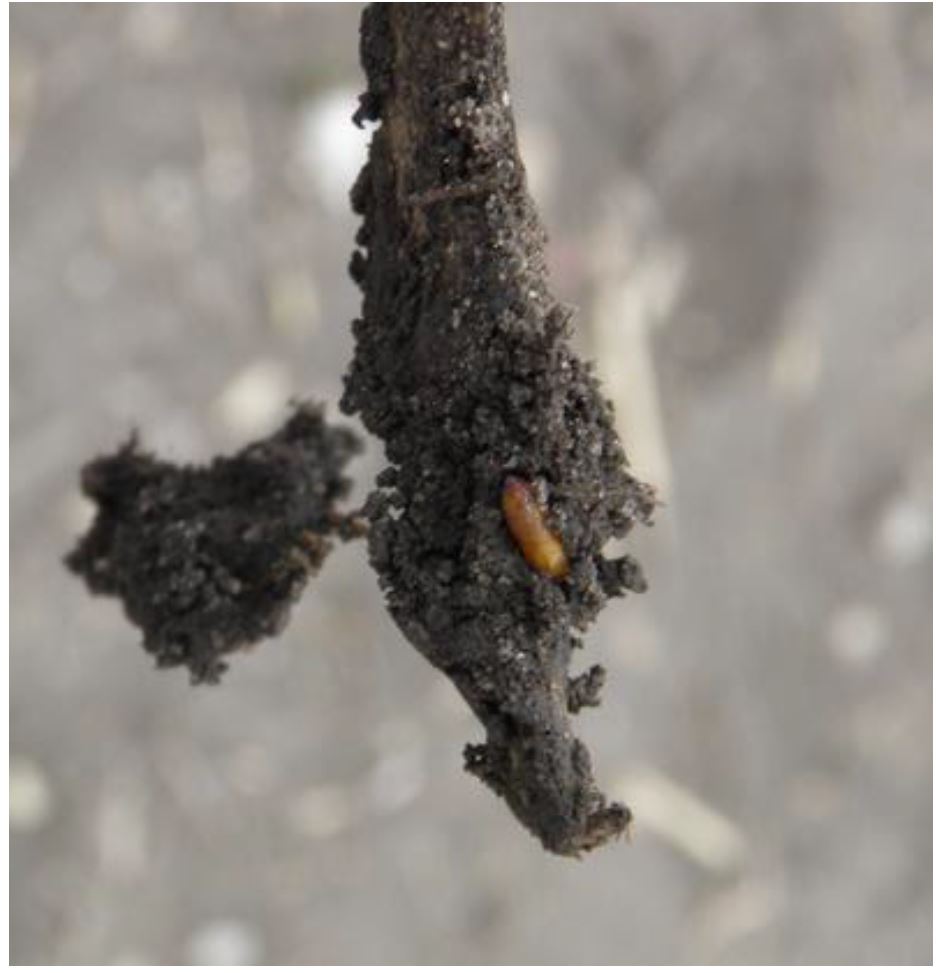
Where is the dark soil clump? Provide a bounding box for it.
[342,4,656,855]
[66,404,362,684]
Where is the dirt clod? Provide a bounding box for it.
[65,404,362,683]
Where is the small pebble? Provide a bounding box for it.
[287,784,351,839]
[265,269,322,337]
[10,756,52,832]
[185,918,262,966]
[613,766,747,873]
[875,496,931,566]
[770,324,823,402]
[826,602,888,668]
[213,359,291,439]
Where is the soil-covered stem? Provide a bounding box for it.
[344,3,655,855]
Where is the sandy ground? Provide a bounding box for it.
[11,4,932,964]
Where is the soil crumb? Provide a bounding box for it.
[342,4,656,855]
[65,404,362,684]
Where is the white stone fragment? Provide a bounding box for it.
[613,766,747,873]
[770,323,823,402]
[10,756,53,832]
[875,496,931,566]
[287,784,352,839]
[826,602,889,667]
[213,359,291,440]
[266,269,322,337]
[185,918,262,967]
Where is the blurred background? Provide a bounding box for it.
[11,3,932,964]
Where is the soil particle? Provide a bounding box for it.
[65,404,361,684]
[342,4,655,855]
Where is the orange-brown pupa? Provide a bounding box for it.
[501,475,570,580]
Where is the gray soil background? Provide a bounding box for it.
[11,3,933,965]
